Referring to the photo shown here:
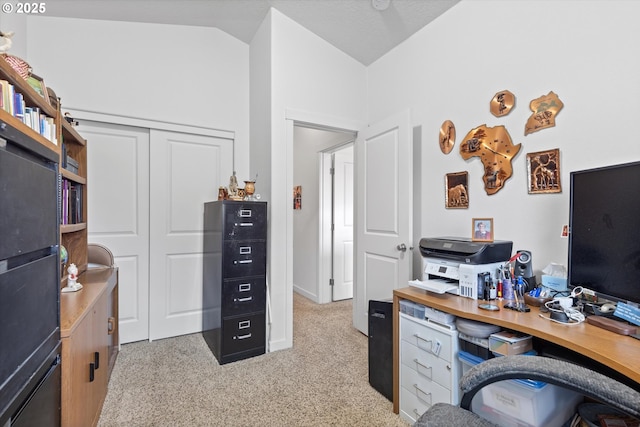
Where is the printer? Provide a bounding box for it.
[409,237,513,300]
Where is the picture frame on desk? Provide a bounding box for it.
[25,73,50,104]
[472,217,493,242]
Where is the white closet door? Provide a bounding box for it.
[83,121,151,344]
[149,129,233,341]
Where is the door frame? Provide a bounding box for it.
[319,142,354,304]
[284,109,363,341]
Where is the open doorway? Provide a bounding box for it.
[292,125,356,304]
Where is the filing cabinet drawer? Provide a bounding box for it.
[222,312,266,354]
[222,240,266,278]
[223,203,267,240]
[400,314,454,363]
[401,340,453,388]
[222,277,266,316]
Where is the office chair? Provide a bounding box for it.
[414,355,640,426]
[87,243,115,267]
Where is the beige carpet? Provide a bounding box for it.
[98,293,409,426]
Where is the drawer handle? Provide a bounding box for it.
[412,409,422,418]
[414,334,433,351]
[108,317,116,335]
[239,320,251,329]
[235,333,252,340]
[413,384,432,405]
[238,283,251,292]
[239,210,252,217]
[239,222,254,227]
[235,260,253,264]
[413,359,432,378]
[235,296,253,302]
[94,351,100,370]
[89,363,95,383]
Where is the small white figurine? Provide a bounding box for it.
[0,31,14,53]
[62,263,83,293]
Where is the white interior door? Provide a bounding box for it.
[149,129,233,341]
[82,121,151,344]
[332,145,354,301]
[354,110,412,334]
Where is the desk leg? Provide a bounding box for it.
[392,295,400,414]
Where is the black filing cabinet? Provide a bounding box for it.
[202,200,267,364]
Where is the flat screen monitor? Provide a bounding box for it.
[568,160,640,305]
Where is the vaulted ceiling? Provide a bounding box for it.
[42,0,460,65]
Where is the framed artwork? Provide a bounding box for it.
[526,148,561,194]
[25,73,50,104]
[472,218,493,242]
[445,171,469,209]
[293,185,302,210]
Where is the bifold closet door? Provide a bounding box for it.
[148,129,233,341]
[83,121,151,344]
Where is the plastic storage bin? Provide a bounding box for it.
[457,351,582,427]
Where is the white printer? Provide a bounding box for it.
[409,237,513,300]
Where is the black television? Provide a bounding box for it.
[568,160,640,306]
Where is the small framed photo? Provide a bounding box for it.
[445,171,469,209]
[472,218,494,242]
[25,73,50,104]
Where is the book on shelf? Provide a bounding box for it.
[60,178,84,225]
[0,78,57,144]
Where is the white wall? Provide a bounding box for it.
[292,127,354,302]
[21,16,251,178]
[259,9,367,350]
[367,0,640,279]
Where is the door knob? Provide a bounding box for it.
[397,243,407,252]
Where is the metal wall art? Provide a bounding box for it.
[459,124,521,195]
[526,148,561,194]
[445,172,469,209]
[490,90,515,117]
[439,120,456,154]
[525,91,564,135]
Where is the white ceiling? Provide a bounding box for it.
[42,0,460,65]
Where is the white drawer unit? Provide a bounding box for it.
[399,312,461,424]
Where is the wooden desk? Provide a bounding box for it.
[392,286,640,414]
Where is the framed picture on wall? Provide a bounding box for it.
[445,171,469,209]
[293,185,302,210]
[472,218,493,242]
[526,148,561,194]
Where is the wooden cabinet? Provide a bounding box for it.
[60,268,118,427]
[202,200,267,364]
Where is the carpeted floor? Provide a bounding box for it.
[98,293,409,426]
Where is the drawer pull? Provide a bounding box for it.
[414,334,433,351]
[412,409,422,419]
[239,222,254,227]
[235,260,253,264]
[413,384,432,405]
[239,247,252,254]
[239,320,251,329]
[239,210,252,217]
[235,333,252,340]
[89,363,95,382]
[94,351,100,370]
[413,359,432,378]
[235,296,253,302]
[238,283,251,292]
